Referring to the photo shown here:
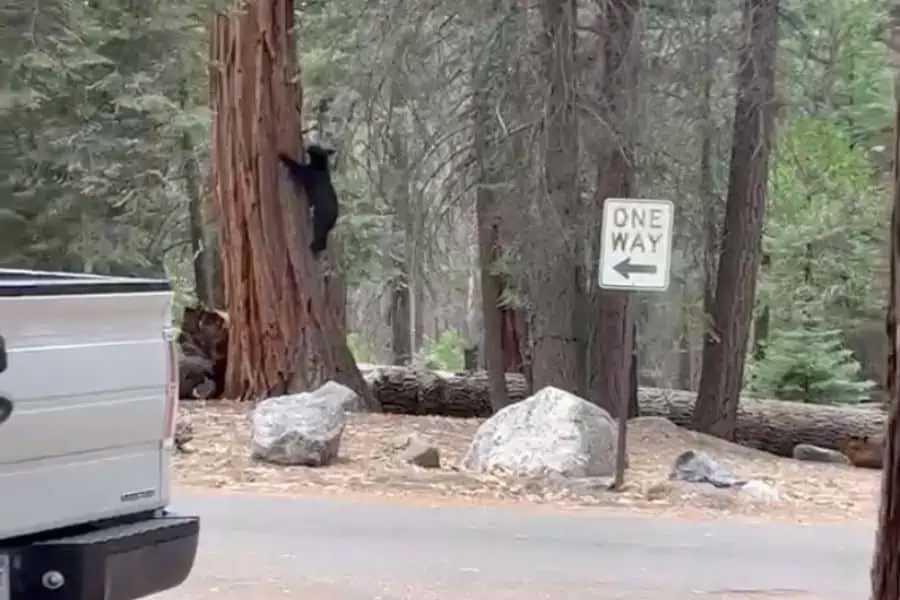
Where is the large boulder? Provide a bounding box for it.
[313,380,365,412]
[461,386,618,478]
[250,391,346,467]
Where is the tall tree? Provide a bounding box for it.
[473,4,510,411]
[588,0,640,418]
[692,0,779,437]
[871,14,900,597]
[209,0,376,407]
[529,0,582,393]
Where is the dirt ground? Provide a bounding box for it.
[174,401,881,523]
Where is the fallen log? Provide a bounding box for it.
[359,365,887,457]
[638,387,886,458]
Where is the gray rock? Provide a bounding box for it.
[250,393,346,466]
[461,386,618,478]
[392,433,441,469]
[670,449,744,488]
[792,443,851,465]
[311,380,365,412]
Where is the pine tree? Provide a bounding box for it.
[748,325,874,404]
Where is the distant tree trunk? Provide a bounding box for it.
[209,3,376,408]
[530,0,582,394]
[752,253,771,361]
[389,275,411,366]
[473,55,509,411]
[413,276,425,352]
[313,100,349,333]
[630,321,639,416]
[699,0,719,348]
[179,79,213,307]
[870,79,900,600]
[588,0,639,419]
[185,145,210,306]
[388,113,412,366]
[693,0,778,437]
[677,306,692,390]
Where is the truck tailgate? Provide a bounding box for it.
[0,274,174,539]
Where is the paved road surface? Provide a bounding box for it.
[160,490,876,600]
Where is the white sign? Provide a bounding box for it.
[599,198,674,292]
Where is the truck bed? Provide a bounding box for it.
[0,269,175,539]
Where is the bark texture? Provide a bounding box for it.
[693,0,779,438]
[588,0,639,419]
[870,81,900,600]
[473,49,509,412]
[209,3,376,407]
[530,0,582,394]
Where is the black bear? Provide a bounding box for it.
[278,144,338,257]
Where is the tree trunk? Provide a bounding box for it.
[208,3,376,408]
[677,305,692,390]
[180,79,213,308]
[413,275,425,352]
[473,55,509,411]
[389,115,412,366]
[700,0,719,353]
[870,80,900,600]
[693,0,778,438]
[752,256,771,361]
[587,0,639,419]
[530,0,582,394]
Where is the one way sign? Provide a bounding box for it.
[599,198,674,292]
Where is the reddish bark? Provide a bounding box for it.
[693,0,778,438]
[871,94,900,600]
[499,308,522,373]
[208,1,375,408]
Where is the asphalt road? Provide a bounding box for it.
[160,490,876,600]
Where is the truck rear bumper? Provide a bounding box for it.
[5,512,199,600]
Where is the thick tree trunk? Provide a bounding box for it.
[870,84,900,600]
[530,0,582,394]
[587,0,640,418]
[208,3,376,408]
[693,0,778,438]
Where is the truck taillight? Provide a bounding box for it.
[163,328,179,442]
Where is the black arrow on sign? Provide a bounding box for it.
[613,257,657,280]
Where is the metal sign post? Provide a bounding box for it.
[599,198,674,489]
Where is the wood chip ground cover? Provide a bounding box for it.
[174,402,880,522]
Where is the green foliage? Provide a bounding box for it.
[779,0,891,146]
[419,330,465,372]
[0,0,208,275]
[763,117,886,327]
[747,325,874,404]
[347,332,375,364]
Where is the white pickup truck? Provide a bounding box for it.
[0,268,199,600]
